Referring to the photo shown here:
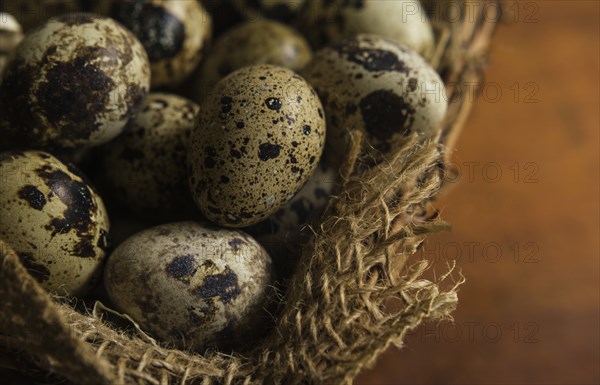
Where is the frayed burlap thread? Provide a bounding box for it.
[252,135,461,385]
[0,1,499,383]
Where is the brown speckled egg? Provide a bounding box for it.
[233,0,308,22]
[298,0,434,58]
[0,151,110,296]
[193,20,312,101]
[0,13,150,149]
[101,93,200,220]
[0,13,23,77]
[302,34,447,164]
[246,157,339,276]
[104,0,212,88]
[0,0,82,31]
[188,65,326,228]
[104,221,275,350]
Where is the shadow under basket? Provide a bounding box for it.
[0,2,500,384]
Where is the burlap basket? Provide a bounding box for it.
[0,2,499,384]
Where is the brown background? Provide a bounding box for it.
[357,1,599,384]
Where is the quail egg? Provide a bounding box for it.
[302,34,447,164]
[298,0,435,58]
[0,13,150,149]
[101,93,200,220]
[188,65,326,228]
[0,0,82,31]
[103,0,212,88]
[246,156,339,276]
[194,19,312,101]
[0,151,110,296]
[233,0,308,22]
[0,13,23,78]
[104,221,275,350]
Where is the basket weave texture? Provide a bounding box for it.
[0,2,499,384]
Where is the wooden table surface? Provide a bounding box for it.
[357,1,599,384]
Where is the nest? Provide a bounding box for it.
[0,2,499,384]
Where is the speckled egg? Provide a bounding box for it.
[103,0,212,88]
[0,13,23,77]
[194,20,312,101]
[0,13,150,149]
[302,34,447,164]
[246,156,339,275]
[298,0,435,58]
[233,0,308,22]
[0,0,82,31]
[0,151,110,296]
[188,65,326,228]
[101,93,200,220]
[104,221,275,350]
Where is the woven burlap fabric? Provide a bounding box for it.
[0,1,499,383]
[1,134,460,385]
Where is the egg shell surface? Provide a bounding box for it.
[299,0,435,58]
[195,19,311,101]
[0,150,110,296]
[107,0,212,88]
[101,93,200,220]
[188,65,326,228]
[104,221,275,350]
[302,34,447,163]
[0,13,150,149]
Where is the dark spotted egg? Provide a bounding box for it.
[194,19,312,101]
[0,13,23,77]
[105,0,212,88]
[104,221,275,350]
[302,34,447,165]
[0,151,110,296]
[187,65,326,228]
[298,0,434,58]
[101,93,200,221]
[0,13,150,149]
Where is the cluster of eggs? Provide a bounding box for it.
[0,0,447,351]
